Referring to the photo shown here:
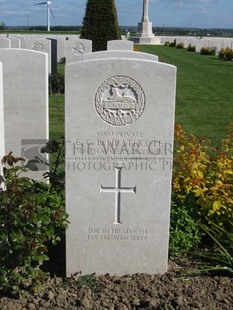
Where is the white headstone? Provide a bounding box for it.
[20,38,54,73]
[0,49,49,182]
[0,62,6,191]
[10,38,20,48]
[65,38,92,63]
[0,38,11,48]
[107,40,134,51]
[65,51,176,276]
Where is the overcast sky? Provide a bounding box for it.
[0,0,232,28]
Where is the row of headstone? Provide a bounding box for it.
[0,35,93,66]
[0,37,177,276]
[159,36,233,53]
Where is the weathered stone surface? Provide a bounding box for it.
[107,40,134,51]
[65,38,92,63]
[65,51,176,276]
[0,49,49,181]
[20,38,54,73]
[81,50,158,62]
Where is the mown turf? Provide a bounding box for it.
[137,45,233,145]
[49,94,64,141]
[50,46,233,146]
[49,63,65,141]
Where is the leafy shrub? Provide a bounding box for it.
[164,41,170,47]
[0,153,68,294]
[49,73,64,95]
[172,124,233,227]
[42,139,65,190]
[218,47,233,61]
[187,44,196,52]
[169,39,176,47]
[176,42,184,49]
[133,45,140,52]
[171,124,233,264]
[169,195,202,256]
[200,47,216,55]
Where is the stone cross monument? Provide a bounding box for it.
[142,0,149,23]
[133,0,160,44]
[136,0,153,38]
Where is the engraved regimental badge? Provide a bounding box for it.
[95,75,145,126]
[72,42,85,55]
[32,42,44,51]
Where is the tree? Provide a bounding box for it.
[0,22,6,31]
[80,0,121,51]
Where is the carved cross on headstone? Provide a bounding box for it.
[100,167,136,225]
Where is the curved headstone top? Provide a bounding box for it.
[107,40,134,51]
[68,50,158,63]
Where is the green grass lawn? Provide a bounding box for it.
[137,45,233,145]
[49,64,65,141]
[50,46,233,146]
[49,94,64,141]
[57,63,65,75]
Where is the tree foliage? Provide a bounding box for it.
[80,0,121,51]
[0,22,6,30]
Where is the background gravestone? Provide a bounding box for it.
[10,38,20,48]
[65,38,92,63]
[20,38,54,74]
[107,40,134,51]
[66,51,176,276]
[0,38,11,48]
[0,49,49,182]
[81,40,158,61]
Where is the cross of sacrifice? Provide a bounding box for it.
[100,167,136,225]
